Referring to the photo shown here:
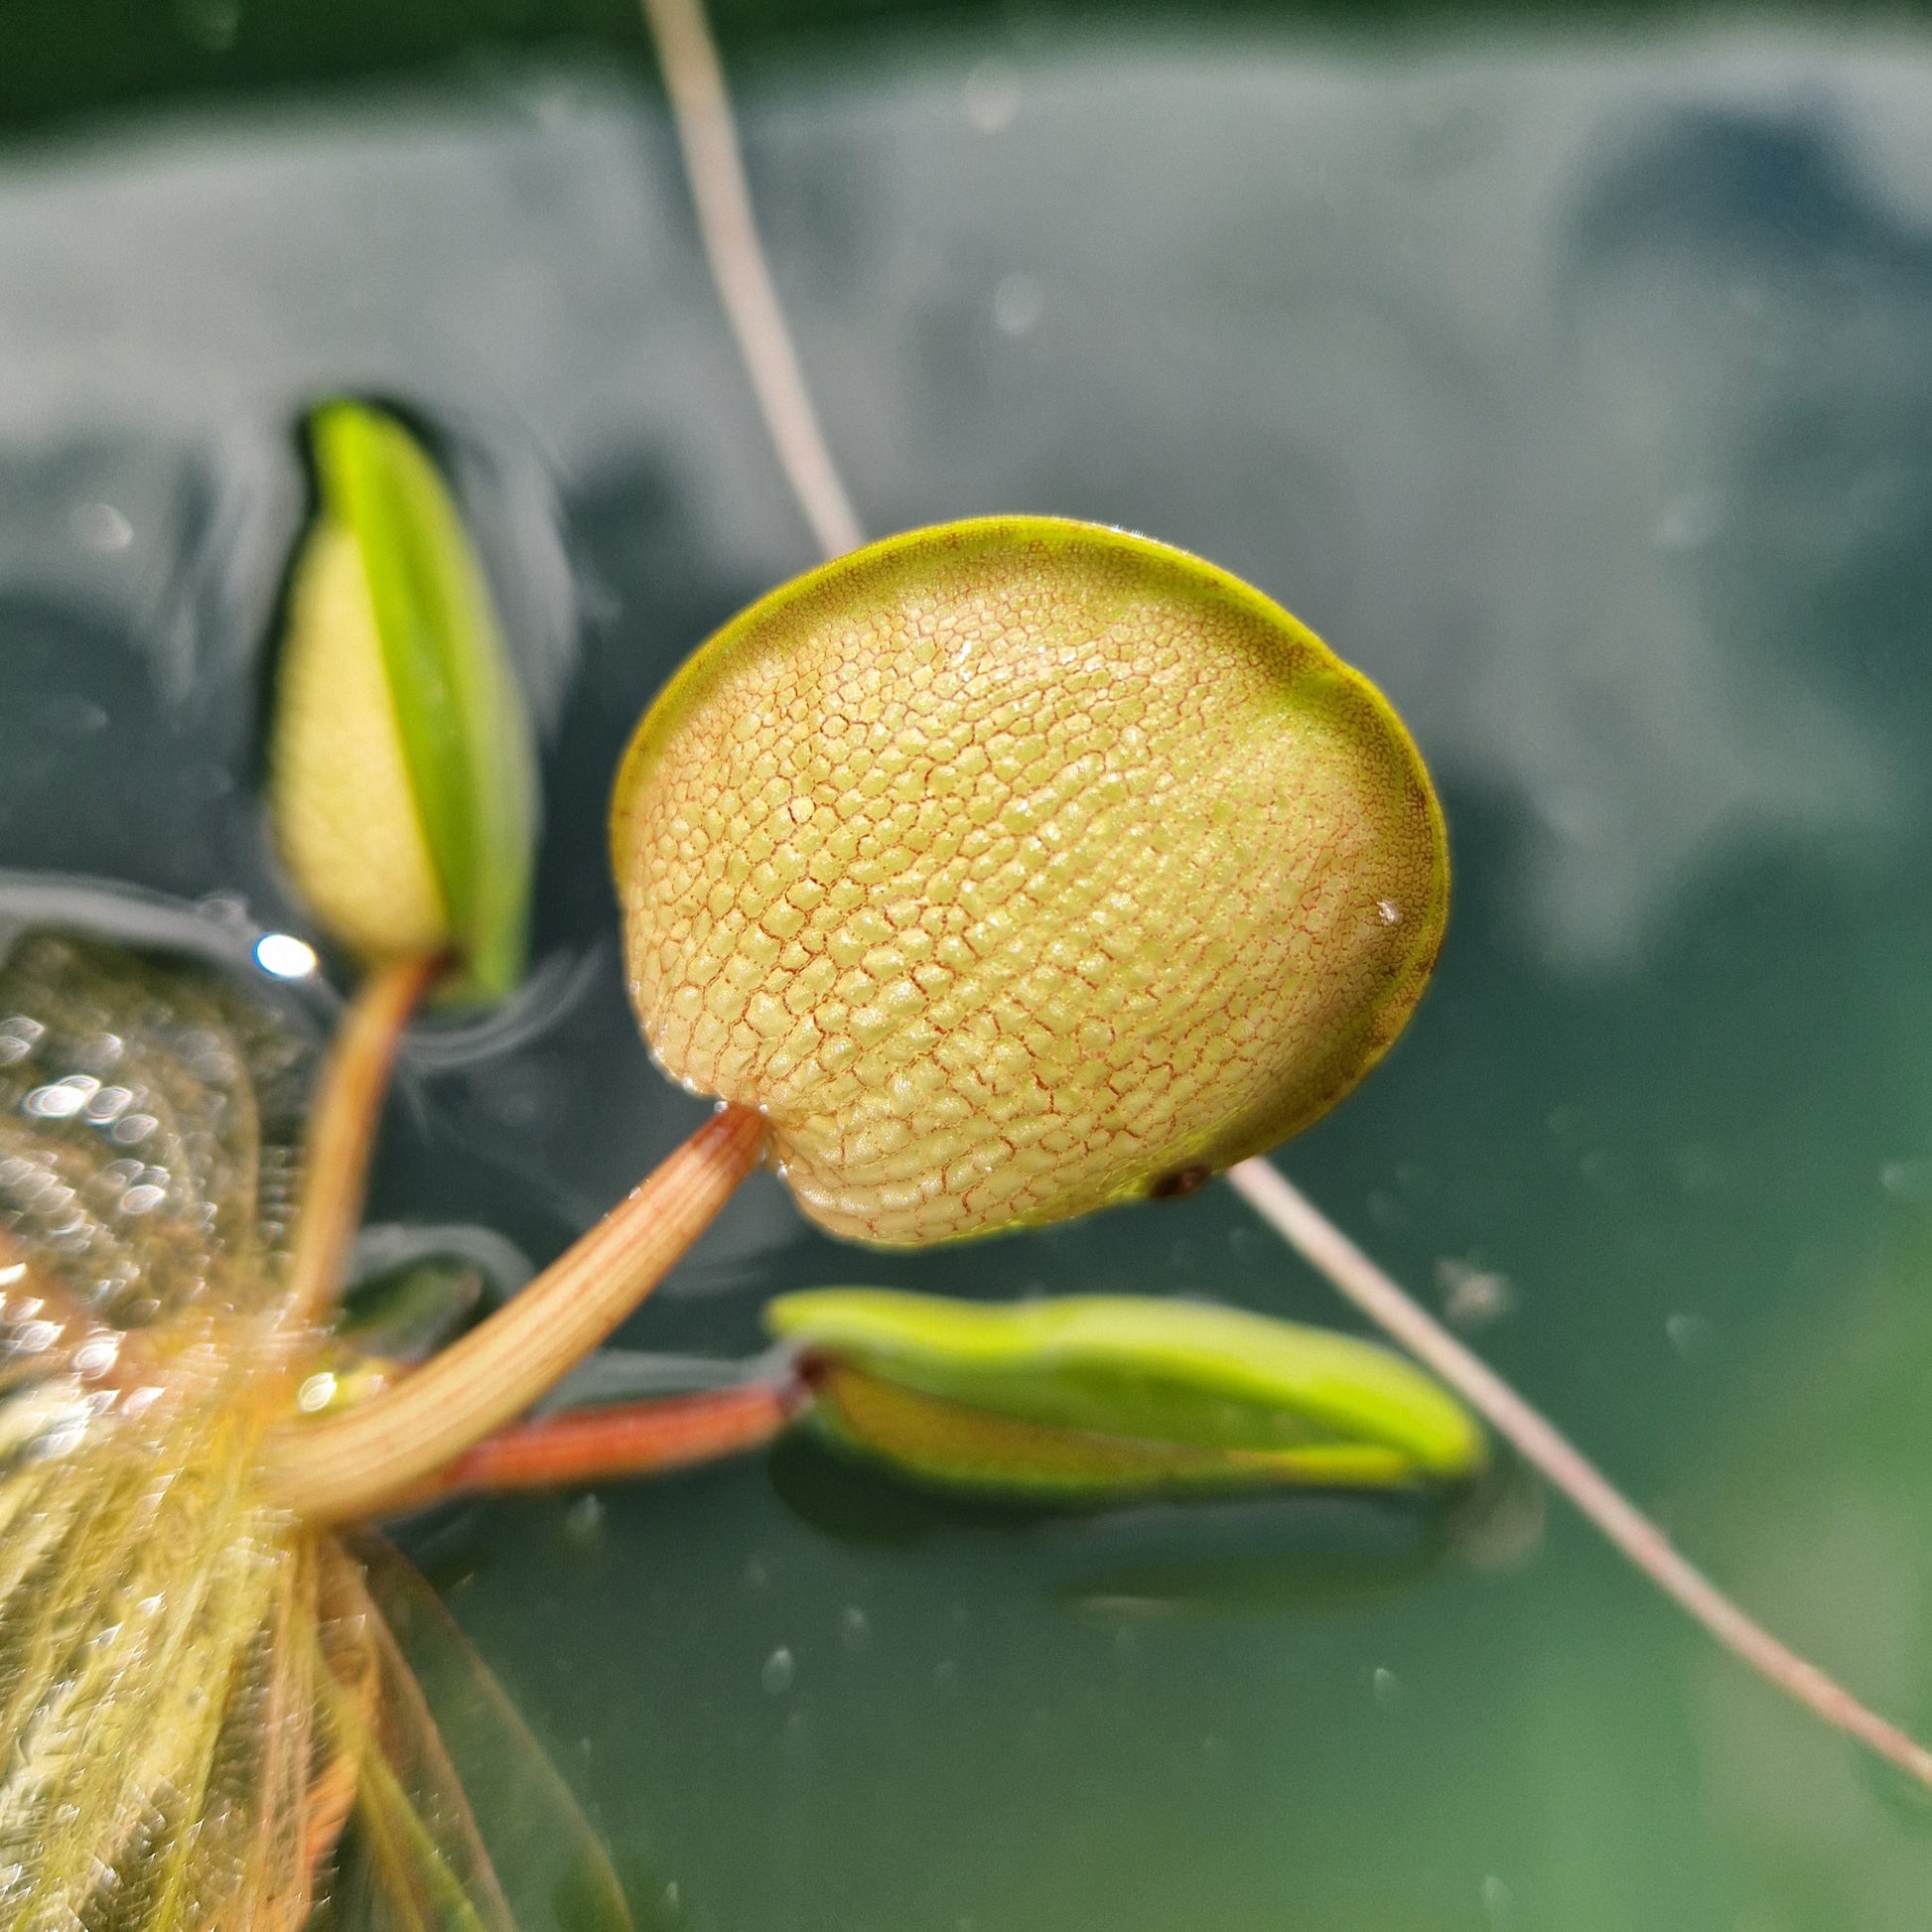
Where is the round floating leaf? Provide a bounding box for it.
[767,1288,1485,1498]
[613,517,1447,1245]
[269,402,538,1003]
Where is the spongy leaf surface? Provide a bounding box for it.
[615,519,1446,1245]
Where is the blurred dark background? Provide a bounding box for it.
[10,0,1929,141]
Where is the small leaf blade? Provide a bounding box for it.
[768,1289,1484,1498]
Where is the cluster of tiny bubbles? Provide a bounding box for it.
[2,1350,207,1478]
[0,1076,166,1344]
[0,934,316,1528]
[0,939,222,1333]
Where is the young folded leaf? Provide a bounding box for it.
[767,1289,1485,1498]
[612,517,1447,1246]
[270,401,538,1003]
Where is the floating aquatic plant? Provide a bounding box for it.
[0,360,1483,1928]
[271,513,1456,1525]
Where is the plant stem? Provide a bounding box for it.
[284,955,442,1327]
[268,1104,769,1522]
[376,1378,807,1513]
[640,0,863,562]
[1226,1156,1932,1793]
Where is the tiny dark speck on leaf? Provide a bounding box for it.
[1148,1165,1211,1200]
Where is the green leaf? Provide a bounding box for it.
[766,1289,1484,1499]
[611,516,1447,1246]
[274,402,538,1003]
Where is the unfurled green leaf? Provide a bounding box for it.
[611,517,1447,1247]
[766,1289,1484,1499]
[269,401,538,1003]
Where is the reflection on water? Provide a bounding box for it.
[1690,1232,1932,1932]
[766,1428,1486,1614]
[5,39,1932,970]
[2,21,1932,1931]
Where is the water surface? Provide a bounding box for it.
[3,21,1932,1930]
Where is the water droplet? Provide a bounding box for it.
[993,272,1042,339]
[25,1077,98,1120]
[1455,1467,1548,1573]
[840,1605,871,1652]
[1675,1143,1727,1193]
[760,1646,795,1695]
[296,1373,338,1413]
[1578,1147,1623,1192]
[34,1414,91,1461]
[1367,1188,1407,1230]
[35,694,110,739]
[254,932,319,980]
[962,60,1019,135]
[70,502,134,554]
[72,1334,121,1378]
[182,761,234,800]
[175,0,239,51]
[1435,1257,1515,1331]
[1665,1311,1713,1359]
[118,1183,167,1216]
[111,1115,158,1146]
[77,1035,123,1074]
[563,1493,605,1547]
[1371,1665,1402,1710]
[1654,490,1723,553]
[1880,1158,1932,1202]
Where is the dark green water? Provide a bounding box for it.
[4,12,1932,1928]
